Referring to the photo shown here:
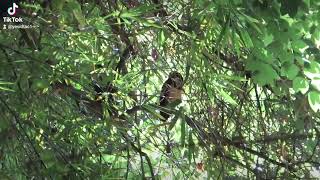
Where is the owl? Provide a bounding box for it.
[159,71,184,121]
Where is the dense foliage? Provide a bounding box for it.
[1,0,320,179]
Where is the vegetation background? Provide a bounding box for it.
[0,0,320,179]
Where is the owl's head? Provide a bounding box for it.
[168,71,184,89]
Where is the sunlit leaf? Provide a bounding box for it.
[293,77,309,94]
[304,61,320,80]
[308,91,320,112]
[142,104,164,120]
[311,79,320,91]
[217,88,237,105]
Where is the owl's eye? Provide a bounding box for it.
[173,77,183,88]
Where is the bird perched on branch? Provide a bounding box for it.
[159,71,184,121]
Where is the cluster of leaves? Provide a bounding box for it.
[0,0,320,179]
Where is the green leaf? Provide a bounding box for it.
[41,149,56,168]
[293,77,309,94]
[137,19,162,28]
[302,0,310,11]
[311,79,320,91]
[216,74,247,81]
[239,31,253,48]
[306,138,317,152]
[180,117,186,147]
[121,4,155,18]
[158,30,166,46]
[295,117,304,131]
[246,60,279,86]
[188,132,195,163]
[0,87,14,92]
[216,14,230,49]
[216,88,237,105]
[311,27,320,41]
[292,40,308,52]
[32,79,50,90]
[239,12,262,34]
[304,61,320,80]
[120,12,140,18]
[0,81,14,85]
[52,0,65,11]
[142,104,164,120]
[68,0,86,27]
[168,110,180,130]
[282,63,299,80]
[263,34,274,47]
[308,91,320,112]
[278,51,294,63]
[0,117,10,131]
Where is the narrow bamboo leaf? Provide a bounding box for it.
[239,30,253,48]
[0,86,15,92]
[180,115,186,147]
[0,81,14,85]
[217,88,238,105]
[142,104,164,120]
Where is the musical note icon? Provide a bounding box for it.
[7,3,18,16]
